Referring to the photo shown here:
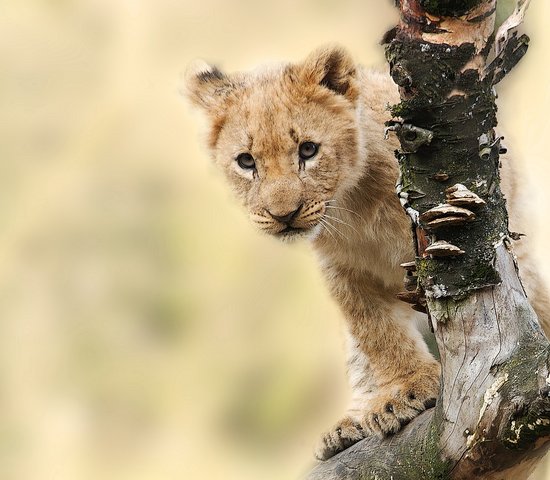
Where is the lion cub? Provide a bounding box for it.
[184,46,547,460]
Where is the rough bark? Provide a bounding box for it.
[309,245,550,479]
[307,1,550,478]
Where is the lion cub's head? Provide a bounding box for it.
[186,46,363,241]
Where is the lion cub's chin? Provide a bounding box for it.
[272,224,320,243]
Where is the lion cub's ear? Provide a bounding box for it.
[184,60,235,113]
[298,45,358,102]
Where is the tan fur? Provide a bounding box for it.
[185,46,550,460]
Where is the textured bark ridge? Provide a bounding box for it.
[307,1,550,479]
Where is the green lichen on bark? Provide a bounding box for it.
[347,414,453,480]
[386,37,508,297]
[498,339,550,451]
[503,399,550,451]
[392,419,452,479]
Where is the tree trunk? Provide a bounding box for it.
[307,1,550,478]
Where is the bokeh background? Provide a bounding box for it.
[1,1,549,479]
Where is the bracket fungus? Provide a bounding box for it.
[396,286,427,314]
[400,261,417,271]
[396,289,422,304]
[424,240,465,257]
[445,183,486,208]
[419,203,476,229]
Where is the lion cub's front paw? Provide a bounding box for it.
[359,366,440,438]
[315,364,440,461]
[315,416,366,461]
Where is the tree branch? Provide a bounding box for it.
[309,245,550,479]
[307,1,550,478]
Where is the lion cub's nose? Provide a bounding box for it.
[267,204,303,225]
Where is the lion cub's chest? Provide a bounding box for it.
[314,220,412,292]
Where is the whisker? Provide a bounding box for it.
[319,219,337,242]
[325,204,363,220]
[320,218,342,239]
[323,214,362,236]
[321,217,348,241]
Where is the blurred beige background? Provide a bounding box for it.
[0,1,549,479]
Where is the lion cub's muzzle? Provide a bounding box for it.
[250,201,326,239]
[267,204,302,225]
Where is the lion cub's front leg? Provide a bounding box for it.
[315,269,440,461]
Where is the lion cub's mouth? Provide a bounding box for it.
[251,202,325,240]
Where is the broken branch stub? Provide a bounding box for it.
[485,32,530,85]
[389,122,434,153]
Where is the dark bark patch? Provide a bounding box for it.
[419,0,484,17]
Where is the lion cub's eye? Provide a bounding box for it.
[236,153,256,170]
[299,142,319,160]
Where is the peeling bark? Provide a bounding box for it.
[307,1,550,478]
